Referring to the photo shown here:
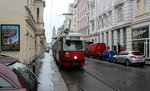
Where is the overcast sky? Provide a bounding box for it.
[44,0,74,43]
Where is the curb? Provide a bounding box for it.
[145,60,150,66]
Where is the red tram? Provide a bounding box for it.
[52,32,85,67]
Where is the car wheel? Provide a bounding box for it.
[113,58,116,63]
[140,63,145,67]
[125,60,130,66]
[106,58,109,61]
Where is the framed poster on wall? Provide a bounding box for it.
[1,24,20,51]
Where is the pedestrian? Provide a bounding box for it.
[107,46,110,50]
[121,47,126,51]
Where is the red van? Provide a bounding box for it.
[85,43,106,58]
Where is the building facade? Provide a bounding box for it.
[76,0,90,41]
[0,0,46,64]
[89,0,131,52]
[131,0,150,58]
[62,3,77,33]
[88,0,150,58]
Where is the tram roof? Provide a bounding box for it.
[51,32,84,46]
[60,32,84,37]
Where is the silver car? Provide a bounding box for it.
[113,51,145,66]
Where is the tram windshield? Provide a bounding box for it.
[65,40,84,50]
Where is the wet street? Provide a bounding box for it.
[59,57,150,91]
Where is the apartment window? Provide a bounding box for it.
[91,7,94,16]
[111,31,114,46]
[103,14,106,27]
[102,33,104,43]
[106,16,108,26]
[137,0,142,15]
[144,0,148,13]
[135,0,148,15]
[91,20,95,31]
[106,32,108,45]
[108,11,112,25]
[37,8,40,22]
[123,28,127,47]
[118,8,124,22]
[117,30,120,43]
[98,16,101,29]
[102,19,104,28]
[88,29,90,35]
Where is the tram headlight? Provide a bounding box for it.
[74,56,78,60]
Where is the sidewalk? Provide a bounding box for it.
[37,52,68,91]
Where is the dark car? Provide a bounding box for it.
[0,55,38,91]
[100,50,116,61]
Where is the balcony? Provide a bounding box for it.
[40,35,46,43]
[35,29,45,36]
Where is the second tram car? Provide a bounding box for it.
[52,32,85,67]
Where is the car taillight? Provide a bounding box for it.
[130,56,135,58]
[65,52,70,57]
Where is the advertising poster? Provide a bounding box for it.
[1,25,20,51]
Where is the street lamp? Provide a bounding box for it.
[62,13,74,30]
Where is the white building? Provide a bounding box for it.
[63,3,77,33]
[76,0,90,41]
[88,0,150,58]
[89,0,131,52]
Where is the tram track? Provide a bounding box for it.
[57,57,120,91]
[59,67,120,91]
[83,69,120,91]
[56,56,150,91]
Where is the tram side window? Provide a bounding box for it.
[65,40,83,50]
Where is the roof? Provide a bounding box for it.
[0,55,18,65]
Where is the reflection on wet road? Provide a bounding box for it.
[59,57,150,91]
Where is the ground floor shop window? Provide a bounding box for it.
[132,26,149,58]
[132,40,145,53]
[132,40,149,58]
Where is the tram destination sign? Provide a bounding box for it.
[66,36,82,40]
[132,26,149,39]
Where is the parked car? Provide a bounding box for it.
[100,50,117,61]
[0,55,38,91]
[85,43,106,58]
[112,51,145,66]
[0,63,26,91]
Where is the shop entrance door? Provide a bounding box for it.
[144,40,149,58]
